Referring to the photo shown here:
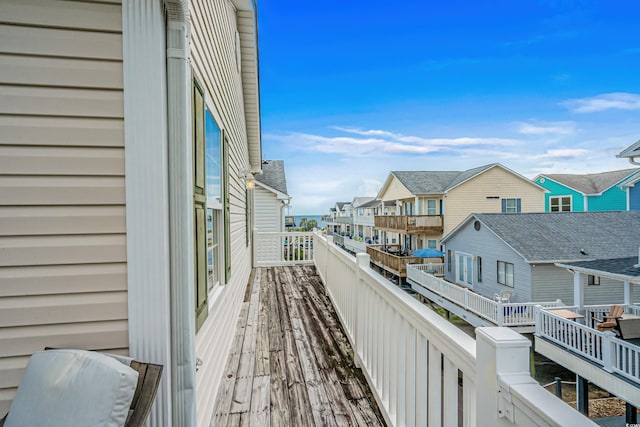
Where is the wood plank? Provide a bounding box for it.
[0,0,122,32]
[0,86,123,118]
[321,369,358,426]
[0,116,124,148]
[269,350,290,426]
[254,268,270,376]
[0,206,125,236]
[249,375,269,426]
[0,146,124,176]
[0,54,123,89]
[0,24,122,60]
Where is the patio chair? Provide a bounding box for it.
[494,290,513,303]
[0,349,163,427]
[593,305,624,332]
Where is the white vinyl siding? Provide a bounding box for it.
[190,1,256,425]
[0,0,126,415]
[254,186,284,232]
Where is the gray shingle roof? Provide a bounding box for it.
[352,197,376,208]
[542,168,639,194]
[391,164,497,195]
[256,160,288,195]
[471,211,640,263]
[559,257,640,280]
[335,202,351,210]
[358,199,381,208]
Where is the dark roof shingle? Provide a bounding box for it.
[542,168,639,194]
[256,160,288,195]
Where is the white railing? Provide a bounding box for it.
[253,231,314,266]
[407,264,563,327]
[535,308,640,385]
[333,234,367,254]
[410,263,445,276]
[583,304,640,328]
[314,232,594,427]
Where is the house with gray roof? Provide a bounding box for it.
[533,168,640,212]
[440,211,640,304]
[254,160,291,232]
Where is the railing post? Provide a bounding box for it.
[476,327,532,426]
[534,305,543,337]
[354,253,370,367]
[497,302,504,326]
[464,288,469,309]
[324,235,333,295]
[601,331,616,373]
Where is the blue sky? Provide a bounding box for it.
[258,0,640,215]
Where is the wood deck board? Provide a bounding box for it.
[211,266,385,426]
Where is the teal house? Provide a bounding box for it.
[533,168,640,212]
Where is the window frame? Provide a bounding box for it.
[497,260,514,287]
[588,274,600,286]
[426,199,437,216]
[502,198,521,213]
[550,195,572,212]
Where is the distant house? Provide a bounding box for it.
[533,168,640,212]
[334,201,353,236]
[375,163,546,251]
[353,198,379,243]
[440,211,640,304]
[284,216,296,230]
[254,160,291,232]
[618,140,640,210]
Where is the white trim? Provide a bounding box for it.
[122,1,173,425]
[549,194,572,212]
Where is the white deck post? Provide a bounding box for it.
[601,331,616,373]
[355,253,370,364]
[573,271,584,311]
[623,281,632,307]
[476,327,532,427]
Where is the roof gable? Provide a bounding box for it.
[255,160,288,195]
[539,168,639,195]
[618,139,640,159]
[446,211,640,263]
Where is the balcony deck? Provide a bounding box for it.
[211,265,385,426]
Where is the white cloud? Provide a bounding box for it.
[561,92,640,113]
[534,148,590,159]
[517,121,576,135]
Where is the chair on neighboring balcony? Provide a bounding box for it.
[592,305,624,332]
[0,349,163,427]
[494,290,512,303]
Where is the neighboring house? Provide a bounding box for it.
[375,163,546,252]
[533,168,640,212]
[440,211,640,305]
[334,201,353,236]
[353,198,380,243]
[254,160,291,232]
[0,1,261,426]
[620,173,640,211]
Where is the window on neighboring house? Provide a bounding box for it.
[193,79,230,332]
[405,202,413,215]
[588,275,600,286]
[477,256,482,282]
[550,196,572,212]
[502,198,521,213]
[427,199,437,215]
[427,239,437,249]
[497,261,514,287]
[447,250,452,272]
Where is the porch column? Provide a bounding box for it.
[573,271,584,310]
[623,281,632,306]
[627,402,638,424]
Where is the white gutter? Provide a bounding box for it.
[164,1,197,425]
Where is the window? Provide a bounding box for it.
[588,275,600,286]
[447,250,452,272]
[502,198,521,213]
[405,202,413,215]
[497,261,514,287]
[427,199,437,215]
[427,239,437,249]
[193,79,230,331]
[477,256,482,282]
[550,196,572,212]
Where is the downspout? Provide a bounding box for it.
[164,1,197,425]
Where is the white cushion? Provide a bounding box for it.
[5,349,139,427]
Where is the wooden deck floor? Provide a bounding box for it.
[211,265,385,426]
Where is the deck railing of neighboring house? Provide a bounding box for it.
[366,244,422,276]
[314,233,594,426]
[583,304,640,328]
[407,264,564,327]
[333,234,367,254]
[535,307,640,385]
[374,214,443,234]
[253,231,314,266]
[410,263,445,277]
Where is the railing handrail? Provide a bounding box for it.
[314,232,595,426]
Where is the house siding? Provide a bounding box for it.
[189,1,254,425]
[531,265,640,305]
[444,167,545,235]
[443,219,533,302]
[378,175,413,201]
[586,185,629,211]
[254,185,283,232]
[535,177,585,212]
[0,0,127,415]
[630,185,640,211]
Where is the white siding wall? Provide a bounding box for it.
[254,186,283,232]
[0,0,127,415]
[189,1,254,425]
